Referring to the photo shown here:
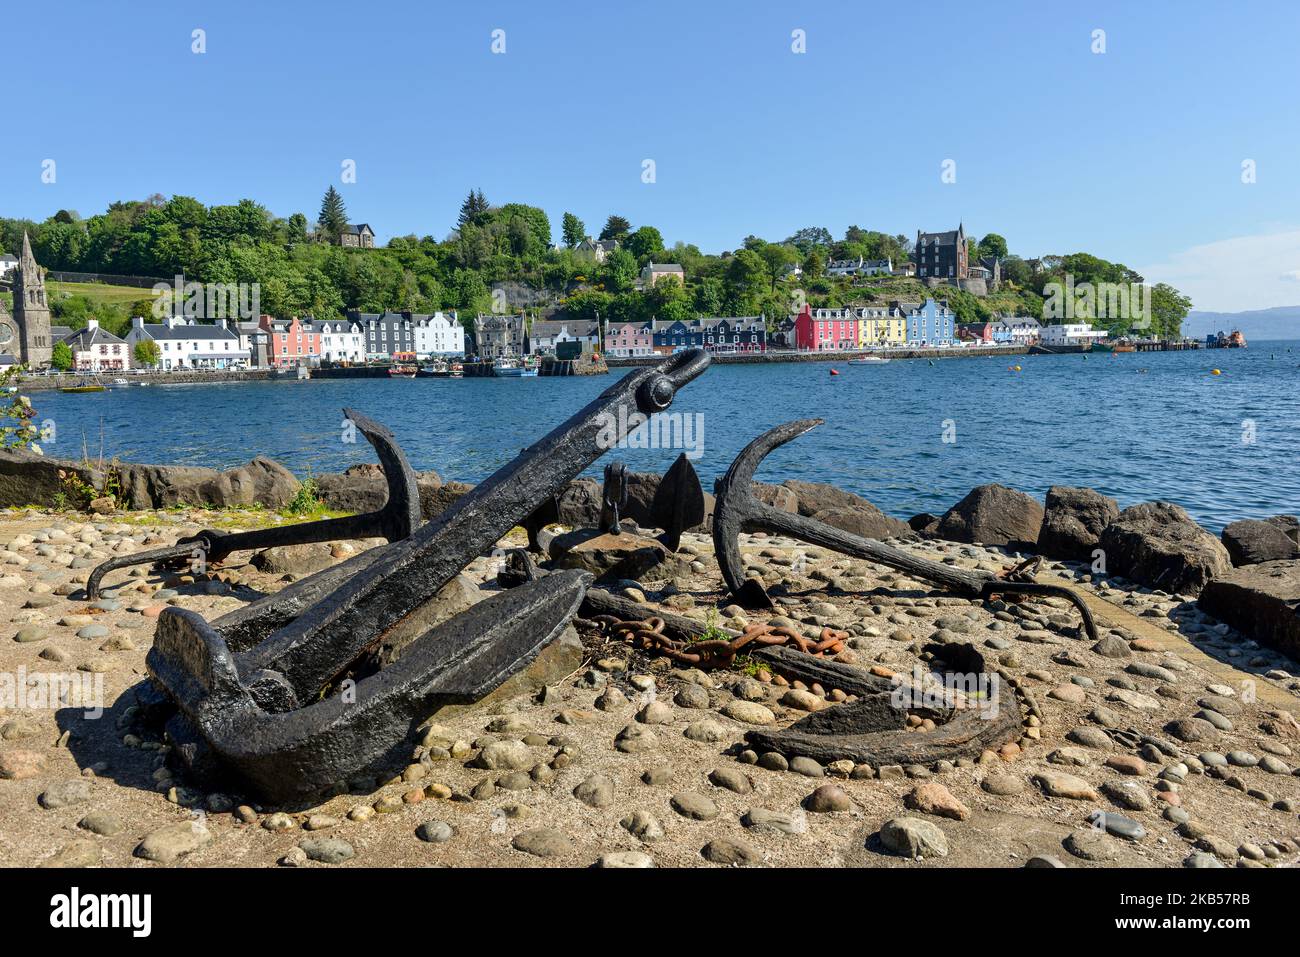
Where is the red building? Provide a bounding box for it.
[260,315,322,368]
[793,304,859,351]
[957,321,993,343]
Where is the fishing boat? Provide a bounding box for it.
[417,359,448,378]
[60,382,106,394]
[448,361,464,379]
[848,355,891,364]
[389,352,418,378]
[493,356,539,377]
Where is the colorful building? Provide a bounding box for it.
[793,305,858,351]
[902,299,956,346]
[63,319,130,372]
[604,321,653,357]
[261,315,323,368]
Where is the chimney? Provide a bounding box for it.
[132,315,145,331]
[87,318,99,331]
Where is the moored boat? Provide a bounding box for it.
[848,355,890,364]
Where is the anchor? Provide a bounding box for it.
[712,419,1098,640]
[84,408,422,600]
[144,349,711,804]
[599,462,629,534]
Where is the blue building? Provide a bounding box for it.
[904,299,956,346]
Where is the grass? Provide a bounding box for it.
[2,281,161,313]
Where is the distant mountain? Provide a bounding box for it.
[1185,305,1300,342]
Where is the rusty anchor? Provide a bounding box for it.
[144,349,711,804]
[84,408,422,600]
[712,419,1098,640]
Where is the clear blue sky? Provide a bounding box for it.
[7,0,1300,310]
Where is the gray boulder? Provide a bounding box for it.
[315,464,443,516]
[1221,517,1300,566]
[1038,486,1120,560]
[1098,502,1230,596]
[0,448,101,508]
[1198,560,1300,658]
[780,480,911,538]
[936,484,1044,548]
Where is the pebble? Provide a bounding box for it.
[415,821,454,843]
[741,807,807,834]
[804,783,851,813]
[682,720,728,743]
[789,756,824,778]
[1032,771,1099,801]
[621,809,665,841]
[879,817,949,858]
[670,791,719,821]
[981,773,1024,796]
[573,774,615,808]
[1065,828,1119,861]
[708,766,752,795]
[299,837,355,864]
[1089,810,1146,841]
[512,828,572,858]
[720,700,776,725]
[135,820,213,864]
[598,851,654,868]
[904,781,970,820]
[701,836,760,866]
[38,779,93,809]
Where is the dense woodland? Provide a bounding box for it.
[0,190,1191,339]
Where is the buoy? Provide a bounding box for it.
[1211,368,1222,375]
[1010,364,1021,372]
[829,369,839,376]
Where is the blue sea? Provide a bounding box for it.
[27,342,1300,532]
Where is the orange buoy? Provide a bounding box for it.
[1211,368,1223,375]
[829,369,839,376]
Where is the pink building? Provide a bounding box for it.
[604,320,653,357]
[793,304,858,351]
[260,315,322,368]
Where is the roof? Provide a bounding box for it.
[344,224,374,235]
[0,254,17,264]
[137,321,239,341]
[50,325,73,340]
[63,324,126,349]
[530,320,596,337]
[917,228,961,245]
[644,262,684,272]
[0,353,16,366]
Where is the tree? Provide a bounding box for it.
[602,248,639,293]
[599,215,631,242]
[51,341,73,372]
[318,186,348,242]
[977,233,1008,260]
[457,189,490,231]
[133,339,161,368]
[561,212,585,248]
[625,225,665,262]
[783,227,833,254]
[285,212,309,245]
[1148,282,1193,338]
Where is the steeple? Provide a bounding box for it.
[12,231,52,368]
[20,231,36,269]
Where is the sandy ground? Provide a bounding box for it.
[1,507,1299,869]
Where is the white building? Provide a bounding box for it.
[825,256,892,277]
[1041,322,1108,347]
[319,320,366,363]
[62,320,131,372]
[127,315,248,370]
[413,312,465,357]
[0,254,18,279]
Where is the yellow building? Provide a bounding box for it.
[855,306,906,347]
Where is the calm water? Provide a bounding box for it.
[29,342,1300,532]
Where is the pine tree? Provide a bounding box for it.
[318,186,348,242]
[457,189,490,231]
[599,215,631,242]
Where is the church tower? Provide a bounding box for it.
[13,232,52,368]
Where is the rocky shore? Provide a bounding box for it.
[1,460,1299,869]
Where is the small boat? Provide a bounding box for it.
[494,356,538,377]
[388,364,417,379]
[417,359,450,378]
[848,356,891,365]
[61,383,106,394]
[449,362,464,379]
[111,377,129,386]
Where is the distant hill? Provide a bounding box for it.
[1185,305,1300,342]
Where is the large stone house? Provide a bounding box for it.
[640,262,685,289]
[915,224,967,280]
[259,316,323,367]
[472,313,526,358]
[346,311,416,359]
[339,224,375,249]
[901,298,956,345]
